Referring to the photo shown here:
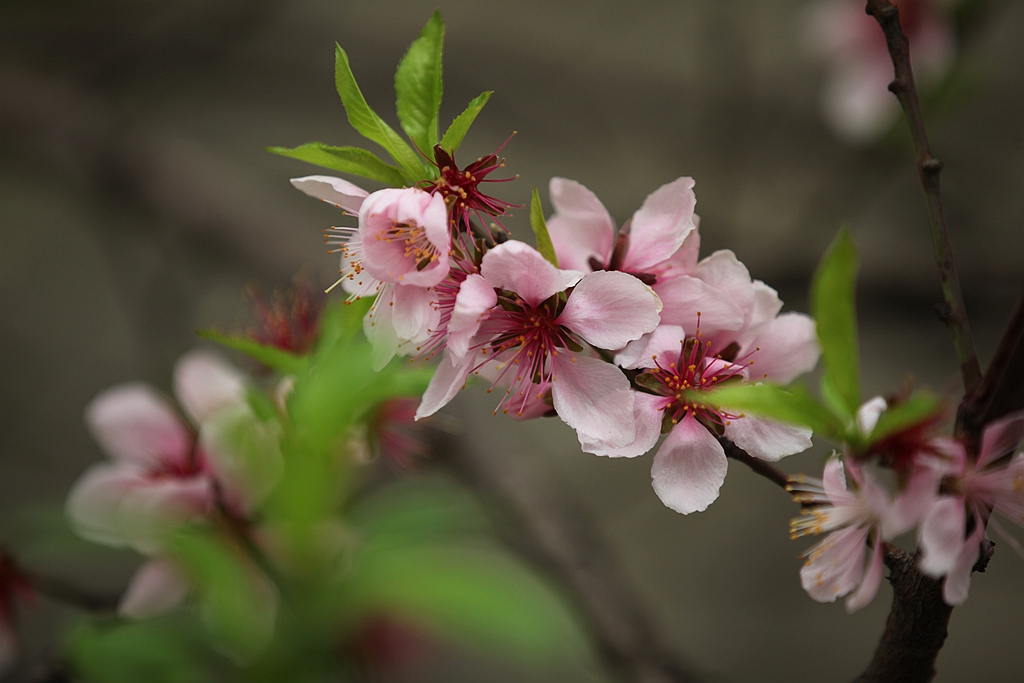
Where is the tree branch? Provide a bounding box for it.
[865,0,981,396]
[720,438,790,491]
[427,428,698,683]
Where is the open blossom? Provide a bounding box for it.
[423,142,518,241]
[66,349,281,618]
[919,411,1024,605]
[416,240,662,451]
[804,0,955,142]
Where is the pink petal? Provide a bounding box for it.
[557,271,662,351]
[621,177,696,273]
[359,189,450,288]
[942,521,985,605]
[481,241,566,307]
[173,349,247,426]
[734,280,783,348]
[414,352,474,420]
[725,417,812,462]
[919,496,967,578]
[85,383,192,470]
[822,456,849,503]
[800,524,869,603]
[289,175,368,213]
[118,559,190,619]
[118,476,214,554]
[66,463,149,548]
[447,274,497,362]
[743,313,820,384]
[546,178,616,272]
[581,392,668,458]
[884,463,941,538]
[618,325,686,370]
[650,413,729,514]
[391,284,435,344]
[364,288,400,371]
[978,410,1024,468]
[694,250,754,316]
[550,354,636,450]
[856,396,889,436]
[653,275,745,338]
[845,536,884,613]
[652,227,701,281]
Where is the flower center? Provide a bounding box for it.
[377,220,440,273]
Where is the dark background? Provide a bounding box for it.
[1,1,1022,681]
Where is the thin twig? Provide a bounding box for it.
[428,428,698,683]
[865,0,981,397]
[719,438,790,491]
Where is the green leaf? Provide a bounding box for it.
[530,187,558,267]
[868,391,942,443]
[439,91,492,154]
[267,143,406,186]
[699,383,846,442]
[334,44,425,181]
[394,11,445,160]
[196,329,307,377]
[69,619,212,683]
[812,227,861,420]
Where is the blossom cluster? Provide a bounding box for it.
[293,161,820,516]
[789,399,1024,611]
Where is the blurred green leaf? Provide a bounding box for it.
[439,91,492,154]
[335,44,424,182]
[344,544,580,661]
[266,143,406,186]
[196,329,307,377]
[699,383,846,441]
[394,11,445,162]
[530,187,558,267]
[812,228,861,421]
[349,477,489,542]
[869,391,942,443]
[69,618,212,683]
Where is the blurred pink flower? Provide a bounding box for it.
[919,411,1024,604]
[0,551,34,676]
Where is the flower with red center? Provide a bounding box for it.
[415,240,662,452]
[425,141,518,242]
[610,323,815,514]
[247,273,324,355]
[919,411,1024,604]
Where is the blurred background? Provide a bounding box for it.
[1,0,1022,681]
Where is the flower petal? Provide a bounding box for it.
[85,383,192,469]
[119,559,191,619]
[856,396,889,436]
[290,175,368,213]
[364,289,400,371]
[174,349,248,426]
[360,189,450,287]
[845,536,884,613]
[694,250,754,315]
[617,325,686,370]
[415,352,474,420]
[919,496,967,578]
[447,274,497,362]
[546,178,616,272]
[653,275,745,338]
[622,177,696,273]
[800,524,869,603]
[581,392,667,458]
[651,413,729,514]
[66,463,149,548]
[557,271,661,350]
[652,226,701,281]
[725,417,812,462]
[942,521,985,605]
[978,410,1024,468]
[481,240,567,307]
[391,283,435,344]
[743,313,820,384]
[551,354,636,449]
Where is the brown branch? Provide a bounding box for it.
[720,438,790,491]
[427,428,699,683]
[865,0,981,397]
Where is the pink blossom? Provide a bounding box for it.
[415,240,662,451]
[790,456,912,612]
[610,323,815,514]
[919,411,1024,605]
[546,177,699,282]
[804,0,955,142]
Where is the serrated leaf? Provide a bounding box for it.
[530,186,558,267]
[267,143,406,186]
[699,383,846,441]
[395,11,445,160]
[812,228,861,420]
[196,329,307,377]
[439,91,492,154]
[335,44,425,181]
[869,391,942,443]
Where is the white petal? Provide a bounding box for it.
[557,271,662,350]
[85,383,192,470]
[363,289,400,371]
[725,417,812,462]
[415,352,474,420]
[174,349,248,425]
[550,354,636,450]
[651,414,729,514]
[118,559,191,619]
[391,284,434,343]
[919,496,967,578]
[856,396,889,436]
[290,175,368,213]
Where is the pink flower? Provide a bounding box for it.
[546,177,699,284]
[790,455,917,612]
[919,411,1024,605]
[804,0,955,142]
[416,240,662,452]
[66,349,279,618]
[610,322,816,514]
